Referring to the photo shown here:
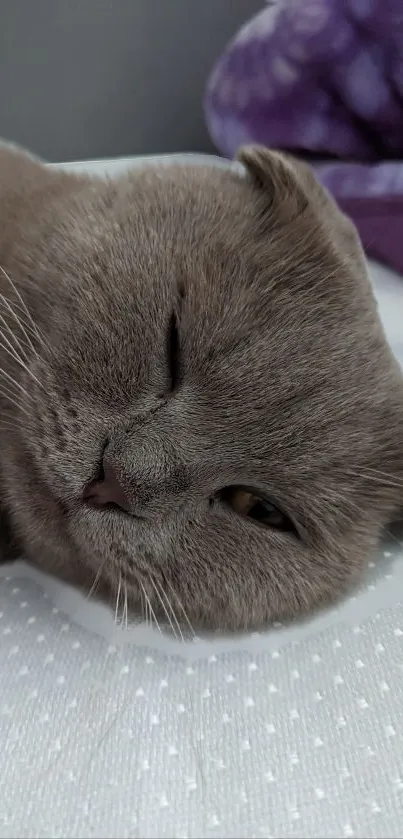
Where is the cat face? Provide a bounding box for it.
[0,143,402,631]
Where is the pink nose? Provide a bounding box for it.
[82,462,130,512]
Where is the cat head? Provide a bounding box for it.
[0,142,402,631]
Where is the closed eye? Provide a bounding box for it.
[220,486,298,536]
[167,311,180,391]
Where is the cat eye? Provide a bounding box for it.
[221,486,296,534]
[167,311,180,391]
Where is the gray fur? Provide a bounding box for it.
[0,142,402,631]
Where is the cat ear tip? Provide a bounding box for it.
[236,144,270,166]
[236,145,278,192]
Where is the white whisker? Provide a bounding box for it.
[165,577,196,637]
[0,334,44,390]
[156,577,185,641]
[0,265,49,352]
[0,378,29,402]
[87,558,107,601]
[0,309,31,361]
[0,375,35,406]
[115,574,122,626]
[0,420,30,433]
[0,362,36,403]
[148,576,178,640]
[1,297,48,352]
[0,294,37,357]
[140,584,149,627]
[124,580,128,630]
[346,467,403,491]
[0,387,31,418]
[139,579,162,635]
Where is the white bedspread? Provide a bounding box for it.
[0,155,402,839]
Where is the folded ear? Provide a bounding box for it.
[237,144,367,273]
[0,140,46,190]
[0,141,50,227]
[0,143,78,261]
[237,145,309,221]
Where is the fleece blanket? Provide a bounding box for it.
[205,0,403,274]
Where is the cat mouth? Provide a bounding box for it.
[78,500,148,525]
[86,501,148,522]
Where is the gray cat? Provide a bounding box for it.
[0,142,402,631]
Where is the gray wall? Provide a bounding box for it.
[0,0,261,162]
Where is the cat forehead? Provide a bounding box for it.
[57,164,339,290]
[42,161,372,368]
[42,167,372,389]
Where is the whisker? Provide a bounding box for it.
[346,467,403,491]
[0,406,33,427]
[140,584,149,627]
[0,363,37,403]
[0,378,30,402]
[148,576,178,640]
[0,375,35,407]
[0,296,48,353]
[0,398,33,421]
[0,334,44,390]
[139,579,162,635]
[0,265,49,352]
[318,490,403,552]
[0,387,31,418]
[87,558,107,601]
[364,474,403,490]
[0,423,31,436]
[165,577,196,637]
[114,574,122,626]
[0,295,37,357]
[0,309,31,361]
[155,577,185,642]
[0,419,30,431]
[124,580,128,630]
[139,581,150,628]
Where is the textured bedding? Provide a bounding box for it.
[0,154,402,839]
[204,0,403,275]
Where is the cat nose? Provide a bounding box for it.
[82,461,131,512]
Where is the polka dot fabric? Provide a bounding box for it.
[1,559,403,838]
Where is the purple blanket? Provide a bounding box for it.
[205,0,403,274]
